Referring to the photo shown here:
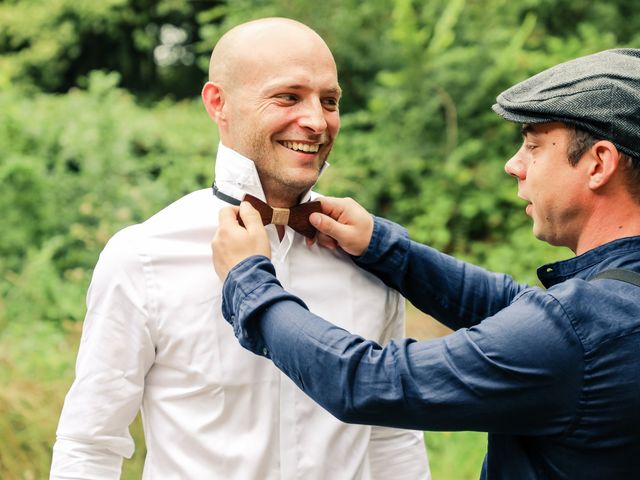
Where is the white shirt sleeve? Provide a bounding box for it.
[369,427,430,479]
[368,294,431,479]
[50,227,156,479]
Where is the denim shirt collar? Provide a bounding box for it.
[537,235,640,288]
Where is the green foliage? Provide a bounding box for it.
[0,0,217,99]
[424,431,486,479]
[0,70,213,278]
[2,0,639,477]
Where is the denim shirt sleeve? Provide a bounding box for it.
[222,255,582,435]
[221,255,308,357]
[354,217,527,331]
[354,216,412,274]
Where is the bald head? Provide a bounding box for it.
[201,18,341,206]
[208,18,336,88]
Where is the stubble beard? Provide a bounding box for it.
[248,135,331,206]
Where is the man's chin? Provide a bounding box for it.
[284,174,320,193]
[532,224,546,243]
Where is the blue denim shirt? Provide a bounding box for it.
[222,217,640,479]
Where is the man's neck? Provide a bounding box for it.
[261,179,305,209]
[574,199,640,255]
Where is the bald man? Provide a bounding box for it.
[50,18,430,479]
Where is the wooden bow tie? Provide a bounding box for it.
[240,194,321,239]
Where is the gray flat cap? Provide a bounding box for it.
[493,48,640,159]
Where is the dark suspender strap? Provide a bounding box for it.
[589,268,640,287]
[212,183,241,206]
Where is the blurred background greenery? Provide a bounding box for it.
[1,0,637,478]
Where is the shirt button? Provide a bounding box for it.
[262,348,268,356]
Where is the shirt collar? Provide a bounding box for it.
[537,235,640,287]
[213,142,329,204]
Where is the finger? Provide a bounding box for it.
[317,196,347,219]
[219,206,240,226]
[315,232,338,251]
[311,204,371,256]
[310,212,349,239]
[305,232,336,250]
[305,236,315,248]
[238,201,264,233]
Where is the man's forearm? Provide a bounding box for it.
[354,217,526,330]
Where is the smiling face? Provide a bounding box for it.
[504,122,591,250]
[206,19,341,207]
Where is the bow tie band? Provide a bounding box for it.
[212,184,321,238]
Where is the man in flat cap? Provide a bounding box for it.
[211,48,640,478]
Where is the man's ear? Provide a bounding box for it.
[587,140,621,191]
[202,82,226,124]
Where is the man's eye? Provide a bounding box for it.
[322,97,339,110]
[276,94,298,102]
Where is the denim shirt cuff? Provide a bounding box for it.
[354,216,411,272]
[221,255,277,357]
[221,255,308,358]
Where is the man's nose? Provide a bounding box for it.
[504,148,526,180]
[298,99,328,133]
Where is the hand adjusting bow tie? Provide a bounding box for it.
[212,184,321,238]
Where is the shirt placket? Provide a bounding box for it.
[269,228,300,479]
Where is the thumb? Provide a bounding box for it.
[219,205,240,226]
[310,211,349,239]
[310,212,360,255]
[309,200,373,256]
[239,201,265,233]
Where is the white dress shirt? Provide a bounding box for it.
[51,144,430,480]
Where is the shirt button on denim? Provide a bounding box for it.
[262,348,268,356]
